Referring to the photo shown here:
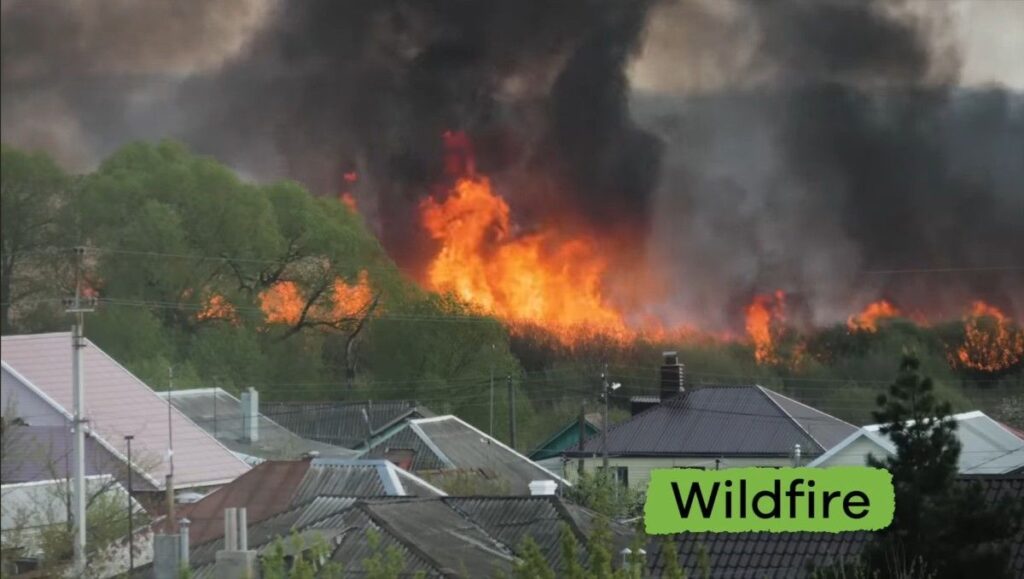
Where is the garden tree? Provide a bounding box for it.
[564,471,645,519]
[0,146,75,332]
[863,353,1023,578]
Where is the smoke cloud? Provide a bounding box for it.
[2,0,1021,328]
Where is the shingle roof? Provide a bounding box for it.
[647,475,1024,578]
[1,333,250,489]
[261,400,432,449]
[158,388,357,460]
[175,458,445,545]
[568,385,856,458]
[362,416,569,495]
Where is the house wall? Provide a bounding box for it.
[2,367,65,427]
[572,456,793,490]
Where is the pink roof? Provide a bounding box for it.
[1,332,249,489]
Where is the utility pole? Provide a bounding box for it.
[601,364,609,471]
[489,346,495,436]
[507,374,517,449]
[125,435,135,574]
[577,401,586,476]
[166,366,176,530]
[65,246,94,574]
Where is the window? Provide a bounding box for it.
[599,466,629,487]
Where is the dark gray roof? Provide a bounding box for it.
[184,495,634,578]
[647,475,1024,578]
[568,385,856,458]
[362,416,568,495]
[160,388,357,460]
[261,400,433,449]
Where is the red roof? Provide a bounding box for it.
[1,333,250,489]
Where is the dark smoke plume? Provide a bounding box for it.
[2,0,1022,328]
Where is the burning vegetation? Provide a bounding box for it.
[420,132,631,346]
[952,301,1024,374]
[848,300,901,333]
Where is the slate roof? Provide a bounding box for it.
[182,496,633,579]
[261,400,432,449]
[361,415,570,495]
[157,388,357,461]
[1,333,250,489]
[567,385,856,458]
[647,474,1024,578]
[175,458,445,546]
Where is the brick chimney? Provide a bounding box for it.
[660,351,685,402]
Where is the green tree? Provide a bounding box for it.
[863,353,1023,578]
[0,146,74,332]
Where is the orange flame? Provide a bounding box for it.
[420,137,630,344]
[847,300,901,332]
[340,192,359,213]
[745,291,786,365]
[259,271,374,326]
[196,294,238,323]
[953,301,1024,373]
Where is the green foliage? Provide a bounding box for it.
[863,354,1024,578]
[565,471,645,519]
[361,528,407,579]
[659,537,687,579]
[559,522,588,579]
[513,536,555,579]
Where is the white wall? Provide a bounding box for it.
[572,456,794,490]
[1,367,66,427]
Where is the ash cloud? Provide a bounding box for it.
[2,0,1022,327]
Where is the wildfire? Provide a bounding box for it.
[420,135,630,344]
[745,291,786,365]
[847,300,901,332]
[340,192,358,212]
[953,301,1024,373]
[259,271,374,326]
[196,294,238,323]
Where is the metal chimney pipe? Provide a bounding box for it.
[178,517,190,568]
[237,508,248,551]
[224,508,237,551]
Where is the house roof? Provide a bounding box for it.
[176,458,445,545]
[181,496,633,579]
[567,385,856,458]
[647,474,1024,578]
[808,410,1024,474]
[261,399,433,449]
[157,388,357,460]
[1,333,249,489]
[528,413,603,461]
[361,415,570,495]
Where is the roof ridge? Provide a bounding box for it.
[763,387,858,430]
[755,385,824,452]
[355,501,454,576]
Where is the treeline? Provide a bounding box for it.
[2,142,1021,452]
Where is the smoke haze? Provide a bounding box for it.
[2,0,1022,329]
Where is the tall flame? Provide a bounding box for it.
[954,301,1024,373]
[847,300,900,332]
[745,291,786,365]
[420,133,630,344]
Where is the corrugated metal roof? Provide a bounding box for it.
[261,400,432,448]
[176,458,442,546]
[1,333,250,489]
[159,388,358,460]
[361,423,450,471]
[570,385,856,457]
[394,416,568,495]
